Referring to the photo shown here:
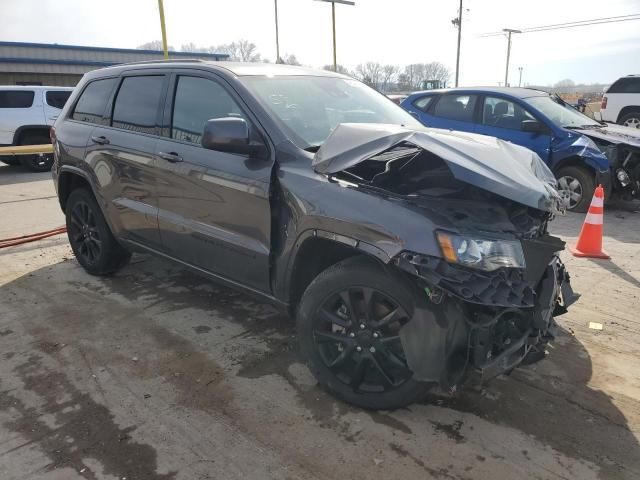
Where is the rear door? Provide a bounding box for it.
[425,93,479,133]
[154,71,274,292]
[476,95,552,161]
[86,72,168,249]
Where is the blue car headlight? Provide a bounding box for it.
[436,231,526,271]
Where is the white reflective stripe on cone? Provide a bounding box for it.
[584,212,604,225]
[591,197,604,207]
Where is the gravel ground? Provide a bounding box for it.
[1,164,639,480]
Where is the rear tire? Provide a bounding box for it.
[65,188,131,276]
[297,256,431,410]
[556,166,595,213]
[618,111,640,129]
[19,134,54,172]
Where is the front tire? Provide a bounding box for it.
[65,188,131,276]
[556,166,595,213]
[297,256,431,410]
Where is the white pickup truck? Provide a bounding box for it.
[0,86,73,171]
[598,75,640,129]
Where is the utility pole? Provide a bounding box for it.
[274,0,281,63]
[315,0,355,72]
[518,66,523,87]
[502,28,521,86]
[157,0,169,59]
[453,0,463,87]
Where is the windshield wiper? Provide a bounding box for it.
[564,124,601,130]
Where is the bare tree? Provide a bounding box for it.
[380,65,399,92]
[554,78,575,88]
[355,62,383,89]
[180,42,208,53]
[137,40,174,51]
[236,40,261,62]
[322,64,351,75]
[423,62,451,88]
[280,54,301,65]
[401,62,450,90]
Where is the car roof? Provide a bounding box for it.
[0,85,74,90]
[88,59,349,79]
[409,86,550,99]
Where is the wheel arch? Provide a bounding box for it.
[617,106,640,123]
[285,230,390,314]
[13,125,52,145]
[551,155,597,176]
[57,166,98,213]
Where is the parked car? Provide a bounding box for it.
[0,85,73,171]
[401,87,640,212]
[52,61,576,410]
[598,75,640,128]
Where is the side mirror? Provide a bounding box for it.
[202,117,251,154]
[521,119,547,134]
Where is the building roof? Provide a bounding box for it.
[410,86,550,99]
[0,41,228,60]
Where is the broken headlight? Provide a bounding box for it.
[436,231,526,271]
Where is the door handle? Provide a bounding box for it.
[158,151,183,163]
[90,135,110,145]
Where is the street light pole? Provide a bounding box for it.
[518,66,523,87]
[315,0,355,72]
[503,28,521,86]
[454,0,463,87]
[274,0,281,63]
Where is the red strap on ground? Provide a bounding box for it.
[0,226,67,249]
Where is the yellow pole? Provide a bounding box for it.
[157,0,169,59]
[331,2,337,72]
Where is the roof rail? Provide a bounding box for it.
[114,58,211,67]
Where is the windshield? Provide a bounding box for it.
[525,95,601,128]
[240,75,421,149]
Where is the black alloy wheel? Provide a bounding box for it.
[68,200,102,266]
[313,286,413,393]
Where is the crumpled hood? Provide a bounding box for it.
[573,123,640,148]
[313,123,562,212]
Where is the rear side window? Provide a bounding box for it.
[433,94,478,122]
[607,77,640,94]
[112,76,164,135]
[171,76,245,144]
[413,95,434,112]
[46,90,72,109]
[0,90,34,108]
[72,78,117,124]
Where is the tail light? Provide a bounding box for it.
[601,96,607,109]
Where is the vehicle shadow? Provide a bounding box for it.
[2,254,639,479]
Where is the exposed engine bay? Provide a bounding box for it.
[313,123,578,390]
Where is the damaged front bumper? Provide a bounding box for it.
[394,244,578,390]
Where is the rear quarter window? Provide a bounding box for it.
[413,95,435,112]
[46,90,72,109]
[72,78,118,124]
[607,78,640,94]
[0,90,35,108]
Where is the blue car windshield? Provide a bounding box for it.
[240,75,421,149]
[525,95,601,128]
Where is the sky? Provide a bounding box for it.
[1,0,639,87]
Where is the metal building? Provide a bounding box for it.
[0,41,229,86]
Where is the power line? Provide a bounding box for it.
[479,13,640,37]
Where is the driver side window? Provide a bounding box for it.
[172,76,246,145]
[482,96,535,131]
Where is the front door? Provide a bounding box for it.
[154,73,273,292]
[476,96,552,161]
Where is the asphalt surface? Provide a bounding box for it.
[1,164,639,480]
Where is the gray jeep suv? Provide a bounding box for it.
[52,60,576,409]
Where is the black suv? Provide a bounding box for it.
[52,60,576,409]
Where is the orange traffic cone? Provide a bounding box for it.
[569,185,610,259]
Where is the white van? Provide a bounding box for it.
[0,86,74,171]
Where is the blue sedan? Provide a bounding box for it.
[401,87,640,212]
